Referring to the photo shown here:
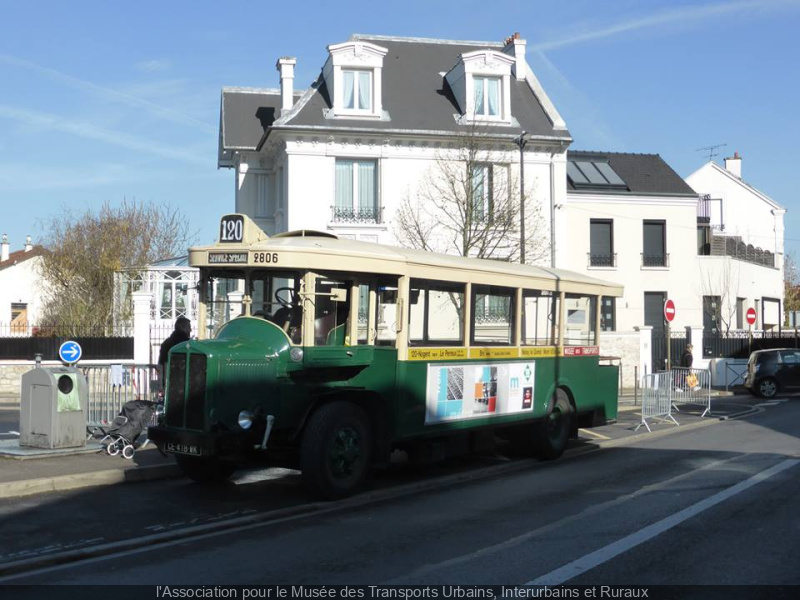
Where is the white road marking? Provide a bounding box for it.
[527,458,799,586]
[578,428,610,440]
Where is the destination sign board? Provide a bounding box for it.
[208,252,248,265]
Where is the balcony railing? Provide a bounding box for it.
[641,253,669,267]
[331,205,383,224]
[588,253,617,267]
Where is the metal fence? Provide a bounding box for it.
[669,367,711,417]
[0,323,133,361]
[636,368,712,432]
[79,363,160,427]
[702,329,800,359]
[636,372,679,433]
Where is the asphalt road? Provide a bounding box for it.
[0,409,19,438]
[1,397,797,586]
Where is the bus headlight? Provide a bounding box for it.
[238,410,254,430]
[290,347,304,363]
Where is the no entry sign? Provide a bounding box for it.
[664,299,676,322]
[746,307,757,326]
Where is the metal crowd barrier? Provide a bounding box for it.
[78,363,160,427]
[636,368,712,432]
[670,367,712,417]
[636,372,679,433]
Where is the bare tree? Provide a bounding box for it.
[699,257,741,333]
[784,253,800,326]
[37,199,196,334]
[394,123,548,264]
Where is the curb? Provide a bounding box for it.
[0,463,182,500]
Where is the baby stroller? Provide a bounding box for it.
[94,400,159,459]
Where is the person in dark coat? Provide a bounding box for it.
[158,316,191,390]
[680,344,694,368]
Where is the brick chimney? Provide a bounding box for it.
[724,151,742,178]
[1,234,8,262]
[276,56,297,114]
[503,32,527,81]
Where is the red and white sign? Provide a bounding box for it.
[746,307,757,326]
[664,299,676,322]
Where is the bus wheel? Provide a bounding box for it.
[536,389,573,460]
[176,455,236,484]
[301,402,372,500]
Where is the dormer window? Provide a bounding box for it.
[324,41,388,119]
[343,70,372,111]
[474,76,501,117]
[445,50,514,124]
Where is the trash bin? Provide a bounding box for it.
[19,367,88,449]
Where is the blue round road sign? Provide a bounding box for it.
[58,340,83,364]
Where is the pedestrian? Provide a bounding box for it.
[158,316,192,391]
[681,344,694,368]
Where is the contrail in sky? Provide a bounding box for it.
[0,105,209,166]
[0,53,215,134]
[530,0,800,51]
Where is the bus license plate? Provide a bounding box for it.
[165,442,202,456]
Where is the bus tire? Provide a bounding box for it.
[535,389,573,460]
[300,401,372,500]
[176,455,236,484]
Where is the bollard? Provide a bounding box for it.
[34,353,42,367]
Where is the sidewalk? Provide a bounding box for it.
[0,388,749,501]
[0,444,180,499]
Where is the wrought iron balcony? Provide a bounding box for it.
[588,253,617,267]
[331,205,383,224]
[641,253,669,267]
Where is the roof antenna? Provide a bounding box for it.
[695,143,727,161]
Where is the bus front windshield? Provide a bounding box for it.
[204,269,304,343]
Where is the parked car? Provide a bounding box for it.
[744,348,800,398]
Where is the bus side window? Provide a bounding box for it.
[564,293,597,346]
[409,279,464,346]
[472,285,515,346]
[376,280,399,347]
[523,290,558,346]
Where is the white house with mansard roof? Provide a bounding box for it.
[217,33,570,253]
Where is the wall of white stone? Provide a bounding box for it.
[599,330,647,391]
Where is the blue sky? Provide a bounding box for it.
[1,0,799,258]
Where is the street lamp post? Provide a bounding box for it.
[515,131,527,265]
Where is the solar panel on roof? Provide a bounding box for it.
[595,162,626,186]
[576,161,606,185]
[567,162,589,184]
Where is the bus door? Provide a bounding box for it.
[304,274,373,368]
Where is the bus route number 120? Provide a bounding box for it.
[220,215,244,243]
[253,252,278,264]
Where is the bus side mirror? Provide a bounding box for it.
[331,288,347,302]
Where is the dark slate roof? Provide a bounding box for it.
[281,36,567,141]
[220,88,298,150]
[567,151,697,196]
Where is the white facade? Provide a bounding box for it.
[686,155,785,331]
[0,236,46,330]
[560,192,702,332]
[226,34,570,256]
[236,137,563,251]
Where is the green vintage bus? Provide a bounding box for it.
[148,214,623,498]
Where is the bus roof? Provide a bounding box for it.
[191,217,623,297]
